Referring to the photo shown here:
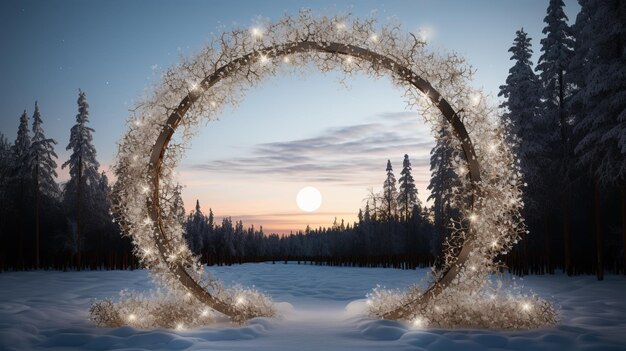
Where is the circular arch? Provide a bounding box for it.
[146,41,480,320]
[110,13,538,328]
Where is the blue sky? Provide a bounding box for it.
[0,0,579,233]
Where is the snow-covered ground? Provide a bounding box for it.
[1,263,625,351]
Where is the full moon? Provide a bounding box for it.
[296,186,322,212]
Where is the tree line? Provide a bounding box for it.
[496,0,625,279]
[0,91,134,271]
[183,154,438,269]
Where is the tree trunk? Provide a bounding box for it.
[562,192,572,275]
[544,215,552,274]
[594,177,603,281]
[35,162,40,269]
[621,182,626,275]
[76,157,82,270]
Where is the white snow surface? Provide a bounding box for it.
[1,262,625,351]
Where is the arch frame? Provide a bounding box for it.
[110,12,535,327]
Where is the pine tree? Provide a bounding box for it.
[499,29,548,275]
[536,0,575,276]
[499,29,547,207]
[13,110,32,268]
[572,0,626,279]
[397,154,419,221]
[537,0,575,143]
[13,110,31,184]
[382,160,398,220]
[427,119,459,257]
[28,102,59,268]
[185,200,207,255]
[62,90,101,268]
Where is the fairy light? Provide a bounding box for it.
[175,323,185,331]
[370,34,379,42]
[250,27,263,38]
[128,314,136,321]
[259,54,269,64]
[412,316,426,328]
[469,213,478,223]
[236,296,246,306]
[283,56,290,63]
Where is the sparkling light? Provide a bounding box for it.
[412,316,426,328]
[250,27,263,38]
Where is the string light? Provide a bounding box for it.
[250,27,263,38]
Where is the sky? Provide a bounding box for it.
[0,0,579,234]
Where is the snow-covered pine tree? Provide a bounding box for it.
[499,29,547,208]
[537,0,575,143]
[12,110,32,267]
[62,90,102,268]
[536,0,575,275]
[427,118,460,257]
[13,110,32,187]
[185,200,207,256]
[397,154,419,221]
[499,29,547,275]
[571,0,626,280]
[28,102,59,268]
[382,160,398,220]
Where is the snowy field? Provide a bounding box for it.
[1,263,625,351]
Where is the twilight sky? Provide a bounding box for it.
[0,0,579,234]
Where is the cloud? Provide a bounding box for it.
[184,111,435,186]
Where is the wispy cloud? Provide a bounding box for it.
[185,111,434,186]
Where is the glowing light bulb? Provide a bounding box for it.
[336,22,346,30]
[143,216,153,226]
[236,296,246,306]
[370,34,378,42]
[176,323,184,330]
[491,240,498,248]
[259,54,269,64]
[210,101,217,107]
[470,92,482,106]
[283,56,290,63]
[412,316,425,328]
[469,214,478,222]
[522,302,532,311]
[345,56,353,64]
[201,309,209,317]
[250,27,263,37]
[141,185,149,194]
[128,314,136,321]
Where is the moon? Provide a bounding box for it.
[296,186,322,212]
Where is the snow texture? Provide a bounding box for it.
[1,263,625,351]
